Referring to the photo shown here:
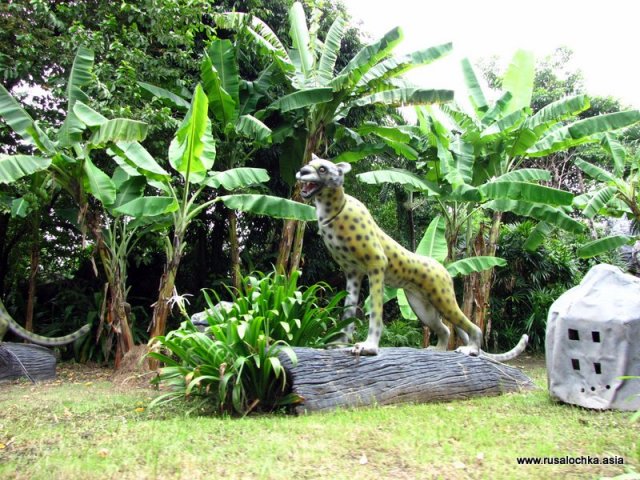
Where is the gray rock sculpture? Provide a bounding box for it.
[546,264,640,411]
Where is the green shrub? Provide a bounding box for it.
[149,270,350,415]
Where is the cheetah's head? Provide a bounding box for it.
[296,154,352,199]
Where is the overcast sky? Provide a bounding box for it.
[342,0,640,109]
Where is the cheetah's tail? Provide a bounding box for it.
[480,334,529,363]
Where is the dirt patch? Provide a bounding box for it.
[111,345,158,389]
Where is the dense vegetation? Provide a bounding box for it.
[1,0,639,384]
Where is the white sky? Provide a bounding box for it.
[342,0,640,109]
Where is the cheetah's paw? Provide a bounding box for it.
[351,342,379,356]
[455,345,480,356]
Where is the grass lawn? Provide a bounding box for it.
[0,355,638,480]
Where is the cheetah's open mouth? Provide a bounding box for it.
[300,181,321,199]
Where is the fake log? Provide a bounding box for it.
[0,342,57,382]
[279,347,535,413]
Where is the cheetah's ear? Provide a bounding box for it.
[311,153,321,161]
[336,162,352,175]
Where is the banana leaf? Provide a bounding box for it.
[502,49,534,115]
[357,168,440,195]
[577,235,634,258]
[446,256,507,277]
[218,194,316,221]
[0,154,51,184]
[204,168,269,190]
[416,215,447,263]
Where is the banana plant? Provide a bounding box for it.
[573,134,640,258]
[139,38,276,289]
[215,2,454,273]
[136,83,316,343]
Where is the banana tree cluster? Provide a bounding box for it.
[215,2,454,273]
[0,45,316,361]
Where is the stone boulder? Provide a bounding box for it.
[546,264,640,411]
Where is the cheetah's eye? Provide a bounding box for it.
[318,166,327,173]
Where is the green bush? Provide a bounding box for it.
[149,270,350,415]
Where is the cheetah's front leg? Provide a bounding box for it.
[352,267,385,356]
[335,272,363,345]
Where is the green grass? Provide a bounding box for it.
[0,360,638,480]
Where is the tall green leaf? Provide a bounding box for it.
[317,16,345,83]
[0,155,51,184]
[168,84,216,183]
[218,194,316,221]
[58,46,95,146]
[66,45,94,110]
[602,133,627,176]
[289,2,314,78]
[396,289,417,320]
[502,49,534,115]
[461,58,488,113]
[416,215,447,262]
[201,54,237,126]
[0,83,37,145]
[207,39,240,106]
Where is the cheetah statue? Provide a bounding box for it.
[296,155,528,360]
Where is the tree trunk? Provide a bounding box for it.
[275,129,322,275]
[109,276,134,370]
[461,211,503,347]
[25,230,40,333]
[279,347,535,413]
[228,209,241,290]
[289,219,306,273]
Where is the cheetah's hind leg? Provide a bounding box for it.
[405,291,450,351]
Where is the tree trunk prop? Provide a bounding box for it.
[0,342,56,382]
[279,347,535,413]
